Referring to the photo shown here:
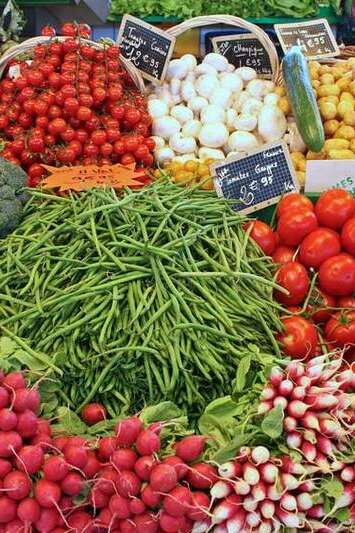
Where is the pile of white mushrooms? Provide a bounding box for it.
[148,53,289,165]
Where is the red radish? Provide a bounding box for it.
[111,448,137,470]
[331,482,355,511]
[258,520,272,533]
[17,497,41,523]
[286,361,304,380]
[163,486,191,517]
[96,466,119,495]
[6,520,25,533]
[280,493,297,511]
[67,511,92,531]
[291,386,306,400]
[3,372,25,390]
[150,464,177,492]
[297,492,313,511]
[242,495,258,512]
[89,487,109,509]
[245,510,261,528]
[260,500,275,519]
[116,470,141,497]
[251,446,270,465]
[234,480,250,495]
[31,433,52,451]
[284,416,297,432]
[298,480,316,492]
[64,444,88,469]
[66,436,86,447]
[251,481,267,501]
[280,456,305,475]
[0,388,9,409]
[269,367,284,387]
[115,417,143,447]
[211,480,232,500]
[136,430,160,456]
[83,451,101,478]
[35,508,60,533]
[340,466,355,482]
[16,410,38,438]
[0,459,11,478]
[120,518,137,533]
[243,463,260,486]
[16,445,43,474]
[59,496,73,512]
[43,456,69,482]
[3,470,31,500]
[0,431,22,457]
[34,479,61,508]
[212,494,241,524]
[286,431,302,450]
[81,403,106,426]
[301,411,320,431]
[281,473,299,491]
[185,463,217,489]
[278,379,294,396]
[109,494,131,519]
[26,389,40,413]
[0,409,17,431]
[134,455,158,480]
[97,507,116,527]
[238,447,251,462]
[134,512,159,533]
[61,472,83,496]
[148,422,163,434]
[186,492,210,521]
[0,496,17,523]
[259,462,279,483]
[298,376,312,388]
[52,437,68,452]
[307,504,325,519]
[12,389,31,413]
[218,461,242,479]
[98,436,117,461]
[174,436,206,462]
[37,419,51,436]
[260,386,276,401]
[257,401,272,415]
[287,400,309,418]
[141,484,162,507]
[311,394,339,410]
[129,498,146,515]
[273,396,288,410]
[319,418,343,438]
[276,506,300,528]
[225,509,246,531]
[162,456,188,480]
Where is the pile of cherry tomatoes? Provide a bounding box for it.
[247,189,355,364]
[0,22,155,186]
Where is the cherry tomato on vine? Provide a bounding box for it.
[278,316,318,360]
[337,296,355,309]
[307,289,336,324]
[325,310,355,349]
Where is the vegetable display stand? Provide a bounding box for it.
[0,35,145,93]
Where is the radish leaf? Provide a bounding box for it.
[261,404,284,439]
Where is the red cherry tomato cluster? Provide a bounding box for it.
[0,23,155,186]
[247,189,355,363]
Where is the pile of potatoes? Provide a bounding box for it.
[282,57,355,185]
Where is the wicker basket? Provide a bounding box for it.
[0,35,146,93]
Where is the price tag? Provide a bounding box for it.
[305,160,355,194]
[117,14,175,83]
[211,141,299,215]
[212,34,272,78]
[275,19,339,60]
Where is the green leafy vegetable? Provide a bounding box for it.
[261,404,284,439]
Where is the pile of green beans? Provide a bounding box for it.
[0,180,283,417]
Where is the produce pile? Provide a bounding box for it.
[0,22,154,185]
[249,190,355,363]
[0,180,282,416]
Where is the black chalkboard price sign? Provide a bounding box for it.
[275,19,339,60]
[212,34,272,78]
[211,141,299,215]
[117,15,175,83]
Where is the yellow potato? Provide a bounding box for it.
[350,138,355,152]
[174,170,194,183]
[332,66,349,80]
[324,119,340,136]
[296,171,306,186]
[320,73,335,85]
[324,138,350,151]
[278,96,291,114]
[347,58,355,68]
[153,169,162,179]
[309,60,321,71]
[318,84,341,97]
[319,101,337,120]
[312,80,321,89]
[306,150,327,160]
[336,75,352,91]
[309,66,319,80]
[184,160,199,172]
[328,149,355,159]
[275,86,286,97]
[200,177,215,190]
[290,152,304,170]
[340,91,354,103]
[318,95,339,106]
[349,80,355,96]
[319,64,332,75]
[334,124,355,140]
[196,164,210,178]
[337,100,354,119]
[297,159,307,172]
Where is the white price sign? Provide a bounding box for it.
[305,160,355,194]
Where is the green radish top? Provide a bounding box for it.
[283,46,325,153]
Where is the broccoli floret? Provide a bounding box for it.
[0,184,16,202]
[0,157,28,199]
[0,199,22,238]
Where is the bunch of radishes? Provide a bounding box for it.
[258,355,354,473]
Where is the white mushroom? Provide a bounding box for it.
[264,93,279,106]
[209,88,232,107]
[182,119,202,138]
[181,81,196,102]
[226,109,238,132]
[241,98,264,117]
[169,133,197,154]
[203,53,229,72]
[148,99,169,119]
[200,105,225,124]
[173,153,198,164]
[155,146,175,165]
[195,63,218,77]
[220,72,243,93]
[228,131,259,152]
[150,136,165,150]
[198,123,229,148]
[196,75,219,99]
[258,104,287,142]
[153,116,181,139]
[180,54,198,71]
[199,147,225,161]
[170,79,181,96]
[166,59,189,80]
[247,79,267,99]
[235,66,257,82]
[188,96,209,114]
[233,114,258,132]
[170,105,194,124]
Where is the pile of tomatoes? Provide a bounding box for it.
[0,22,155,186]
[247,189,355,364]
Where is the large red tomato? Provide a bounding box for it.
[299,228,341,269]
[245,220,277,256]
[315,189,355,230]
[337,296,355,308]
[325,311,355,348]
[308,290,336,324]
[319,253,355,296]
[341,217,355,256]
[272,246,296,265]
[275,262,310,306]
[277,209,318,247]
[278,316,318,359]
[276,193,314,219]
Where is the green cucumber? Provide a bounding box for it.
[282,46,325,153]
